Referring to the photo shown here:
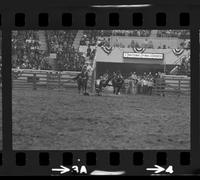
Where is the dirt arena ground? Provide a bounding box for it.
[12,88,190,150]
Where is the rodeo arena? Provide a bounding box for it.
[12,30,190,150]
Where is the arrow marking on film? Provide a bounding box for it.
[52,165,70,174]
[146,165,165,174]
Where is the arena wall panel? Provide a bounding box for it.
[95,47,190,65]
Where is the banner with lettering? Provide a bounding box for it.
[123,52,164,60]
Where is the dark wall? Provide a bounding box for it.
[96,62,176,77]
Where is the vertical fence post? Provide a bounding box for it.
[92,67,96,93]
[178,79,181,96]
[46,72,49,89]
[188,79,190,95]
[58,72,61,89]
[155,78,158,95]
[33,73,37,90]
[90,73,93,93]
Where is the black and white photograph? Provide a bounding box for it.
[12,30,190,150]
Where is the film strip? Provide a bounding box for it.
[0,0,199,176]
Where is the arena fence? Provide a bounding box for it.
[161,75,190,95]
[12,68,93,91]
[153,78,190,96]
[12,69,190,96]
[118,75,190,96]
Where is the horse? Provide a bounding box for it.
[155,76,166,97]
[126,78,136,95]
[74,69,89,95]
[95,73,124,95]
[111,74,124,95]
[95,74,114,96]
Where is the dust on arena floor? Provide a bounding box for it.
[12,88,190,150]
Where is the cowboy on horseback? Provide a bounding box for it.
[74,64,89,95]
[112,71,124,95]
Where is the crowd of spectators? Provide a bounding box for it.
[80,30,190,49]
[12,31,51,70]
[79,30,152,46]
[100,71,166,96]
[80,30,190,47]
[80,30,99,46]
[46,30,86,71]
[125,72,165,96]
[128,39,154,49]
[47,30,77,53]
[12,30,97,71]
[11,30,190,72]
[80,30,112,46]
[112,38,190,49]
[112,30,152,37]
[79,30,110,59]
[80,30,189,40]
[157,30,190,39]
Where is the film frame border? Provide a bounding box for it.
[0,1,199,176]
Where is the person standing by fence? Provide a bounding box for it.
[132,79,138,95]
[126,73,133,95]
[125,78,131,94]
[137,77,142,94]
[156,73,166,97]
[147,78,154,95]
[143,78,148,94]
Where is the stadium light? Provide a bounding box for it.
[91,4,151,8]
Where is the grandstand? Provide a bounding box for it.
[12,30,190,76]
[110,30,190,49]
[12,30,85,71]
[110,36,187,49]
